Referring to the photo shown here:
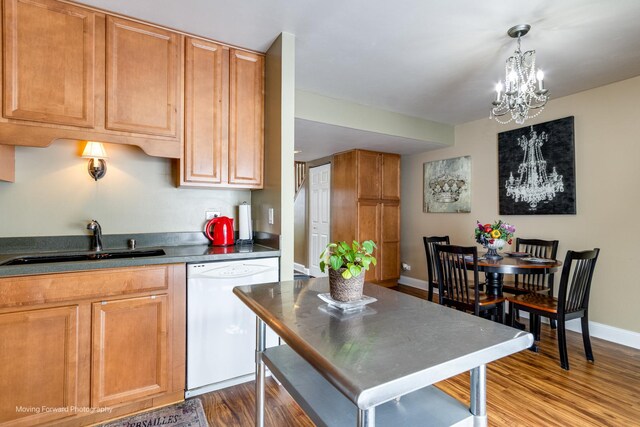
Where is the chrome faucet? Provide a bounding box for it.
[87,220,103,252]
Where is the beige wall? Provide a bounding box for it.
[401,75,640,333]
[0,139,250,236]
[253,32,296,280]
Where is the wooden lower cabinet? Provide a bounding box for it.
[92,295,168,407]
[356,201,400,283]
[357,201,380,282]
[0,306,80,426]
[0,264,185,427]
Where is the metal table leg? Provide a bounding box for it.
[357,407,375,427]
[470,365,487,427]
[256,318,266,427]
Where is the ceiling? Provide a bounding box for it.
[79,0,640,158]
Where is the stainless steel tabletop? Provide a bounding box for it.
[233,278,533,409]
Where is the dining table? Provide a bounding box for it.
[466,253,562,296]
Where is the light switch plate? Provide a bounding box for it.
[268,208,274,225]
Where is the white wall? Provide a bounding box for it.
[0,139,249,236]
[400,75,640,333]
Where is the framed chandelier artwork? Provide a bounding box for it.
[498,116,576,215]
[423,156,471,213]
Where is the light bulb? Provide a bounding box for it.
[536,69,545,91]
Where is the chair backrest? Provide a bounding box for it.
[423,236,450,286]
[515,238,560,290]
[557,248,600,314]
[433,244,481,314]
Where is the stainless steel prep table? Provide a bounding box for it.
[233,278,533,427]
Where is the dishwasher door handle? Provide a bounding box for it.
[191,264,276,280]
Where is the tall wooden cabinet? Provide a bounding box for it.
[331,149,401,286]
[178,37,264,189]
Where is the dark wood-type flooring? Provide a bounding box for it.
[197,285,640,426]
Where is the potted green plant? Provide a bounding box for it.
[320,240,377,302]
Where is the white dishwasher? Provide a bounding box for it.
[186,257,279,397]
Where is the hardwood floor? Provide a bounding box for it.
[197,285,640,426]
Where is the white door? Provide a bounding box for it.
[308,164,331,277]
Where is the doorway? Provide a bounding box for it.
[308,164,331,277]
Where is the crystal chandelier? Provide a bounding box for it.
[505,127,563,209]
[491,24,549,125]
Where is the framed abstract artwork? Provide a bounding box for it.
[423,156,471,213]
[498,116,576,215]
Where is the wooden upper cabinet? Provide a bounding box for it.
[2,0,95,127]
[357,151,381,199]
[381,153,401,200]
[229,49,264,188]
[0,305,79,425]
[183,37,228,184]
[92,294,168,407]
[0,144,15,182]
[106,17,180,137]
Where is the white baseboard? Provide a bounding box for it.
[398,275,639,349]
[519,312,640,350]
[293,263,309,275]
[397,275,429,291]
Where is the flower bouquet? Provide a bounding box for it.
[474,220,515,260]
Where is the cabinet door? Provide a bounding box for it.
[380,203,401,281]
[106,17,180,137]
[357,201,381,282]
[0,144,15,182]
[228,49,264,187]
[381,153,401,200]
[92,295,168,407]
[3,0,95,127]
[0,306,79,425]
[357,151,381,199]
[183,37,228,184]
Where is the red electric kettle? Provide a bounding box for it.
[205,216,235,246]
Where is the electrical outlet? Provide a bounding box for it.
[401,262,411,271]
[205,210,221,220]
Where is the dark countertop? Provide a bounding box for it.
[0,232,280,277]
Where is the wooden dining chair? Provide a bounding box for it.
[423,235,450,302]
[507,248,600,370]
[503,238,559,328]
[434,244,505,321]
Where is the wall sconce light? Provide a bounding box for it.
[81,141,108,181]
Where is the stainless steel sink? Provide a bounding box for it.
[0,248,166,266]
